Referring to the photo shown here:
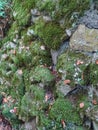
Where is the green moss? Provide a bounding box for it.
[30,66,55,83]
[36,0,55,12]
[22,0,36,10]
[5,22,19,41]
[77,95,90,112]
[49,98,82,125]
[83,62,98,86]
[30,41,52,66]
[19,85,44,121]
[90,63,98,86]
[13,0,31,26]
[57,51,90,86]
[34,19,64,49]
[11,48,32,68]
[30,41,49,56]
[20,29,33,44]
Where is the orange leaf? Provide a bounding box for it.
[64,79,71,84]
[79,102,84,108]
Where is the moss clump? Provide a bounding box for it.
[57,51,90,86]
[20,29,33,45]
[35,20,64,49]
[30,41,48,56]
[36,0,55,12]
[18,85,44,121]
[5,22,19,41]
[49,98,82,125]
[30,41,52,66]
[83,62,98,86]
[90,63,98,86]
[30,66,55,83]
[12,0,32,26]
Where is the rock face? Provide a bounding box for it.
[79,9,98,29]
[70,24,98,52]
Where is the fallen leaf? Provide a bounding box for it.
[64,79,71,84]
[10,50,16,55]
[17,69,23,75]
[79,102,84,108]
[76,60,84,65]
[61,120,66,128]
[45,95,48,102]
[3,98,8,103]
[95,60,98,64]
[92,99,97,105]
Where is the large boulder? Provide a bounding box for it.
[70,24,98,52]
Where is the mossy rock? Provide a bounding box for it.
[34,19,64,49]
[57,50,91,86]
[35,0,89,28]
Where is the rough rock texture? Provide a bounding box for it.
[79,9,98,29]
[70,24,98,52]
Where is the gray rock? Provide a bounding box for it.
[50,49,58,67]
[43,16,52,22]
[50,41,69,68]
[66,29,72,37]
[79,9,98,29]
[59,18,65,27]
[57,84,71,96]
[31,9,40,16]
[27,29,35,36]
[20,118,37,130]
[31,16,41,23]
[70,24,98,52]
[93,121,98,130]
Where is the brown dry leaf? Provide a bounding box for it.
[92,99,97,105]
